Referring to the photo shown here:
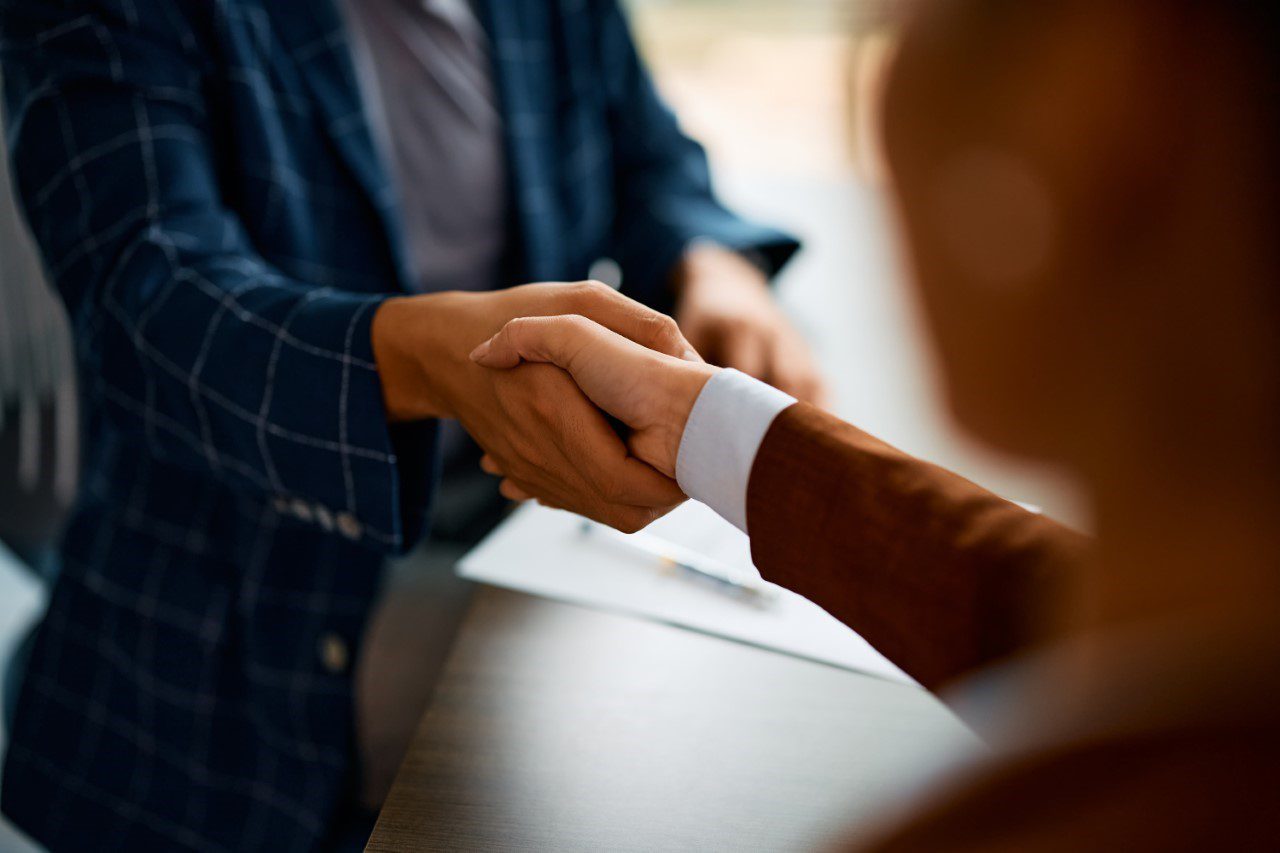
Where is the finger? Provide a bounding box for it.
[471,314,602,371]
[566,281,698,361]
[766,343,815,402]
[565,410,687,508]
[538,367,687,507]
[606,506,660,535]
[502,450,682,529]
[775,370,825,405]
[802,376,835,409]
[720,327,769,380]
[499,479,533,502]
[681,320,727,371]
[603,456,687,507]
[479,454,502,475]
[768,334,832,406]
[495,470,572,513]
[564,393,686,506]
[601,502,684,535]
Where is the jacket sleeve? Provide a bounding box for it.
[595,0,799,311]
[747,404,1092,691]
[0,0,432,554]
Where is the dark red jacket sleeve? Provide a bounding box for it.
[747,404,1091,690]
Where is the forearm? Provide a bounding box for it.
[86,225,432,551]
[745,404,1091,690]
[474,309,1087,689]
[2,13,433,551]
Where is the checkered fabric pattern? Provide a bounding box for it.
[0,0,796,849]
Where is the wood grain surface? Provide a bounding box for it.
[368,587,975,852]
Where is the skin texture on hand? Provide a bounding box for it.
[672,243,830,406]
[471,315,719,481]
[371,282,697,531]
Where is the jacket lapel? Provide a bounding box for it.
[262,0,412,289]
[476,0,563,281]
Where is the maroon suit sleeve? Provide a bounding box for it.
[746,404,1091,691]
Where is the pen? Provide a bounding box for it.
[579,521,778,608]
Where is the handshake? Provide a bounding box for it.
[372,247,825,532]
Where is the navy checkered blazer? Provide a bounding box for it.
[0,0,795,849]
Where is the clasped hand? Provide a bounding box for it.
[373,281,702,531]
[470,313,720,518]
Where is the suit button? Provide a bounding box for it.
[291,499,314,522]
[272,496,290,514]
[314,505,334,532]
[336,511,363,541]
[318,633,349,674]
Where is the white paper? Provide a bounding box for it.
[458,501,914,684]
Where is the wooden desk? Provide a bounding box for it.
[368,587,975,851]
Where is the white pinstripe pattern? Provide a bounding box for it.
[0,0,794,849]
[2,1,417,848]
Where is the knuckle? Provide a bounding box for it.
[559,314,591,337]
[654,314,684,350]
[570,279,610,307]
[524,389,560,422]
[530,396,557,421]
[505,432,536,462]
[612,511,644,535]
[590,462,630,502]
[621,507,661,534]
[501,318,530,349]
[598,477,625,504]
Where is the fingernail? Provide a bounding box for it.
[469,339,492,362]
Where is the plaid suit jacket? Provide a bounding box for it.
[0,0,796,849]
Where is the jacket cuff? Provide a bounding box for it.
[260,293,437,554]
[675,369,795,532]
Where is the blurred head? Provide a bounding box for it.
[881,1,1279,480]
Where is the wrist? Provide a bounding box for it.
[655,361,719,478]
[372,293,482,422]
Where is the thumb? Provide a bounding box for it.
[470,314,601,371]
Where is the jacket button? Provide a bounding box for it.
[336,511,363,541]
[314,505,334,532]
[291,498,314,523]
[318,633,349,674]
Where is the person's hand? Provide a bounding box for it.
[673,243,830,406]
[372,282,698,531]
[470,315,720,483]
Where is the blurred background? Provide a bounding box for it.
[625,0,1081,516]
[0,2,1081,848]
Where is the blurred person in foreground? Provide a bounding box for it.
[0,0,824,849]
[472,0,1280,847]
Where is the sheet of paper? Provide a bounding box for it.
[458,501,913,684]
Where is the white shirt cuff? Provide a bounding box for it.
[675,369,796,533]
